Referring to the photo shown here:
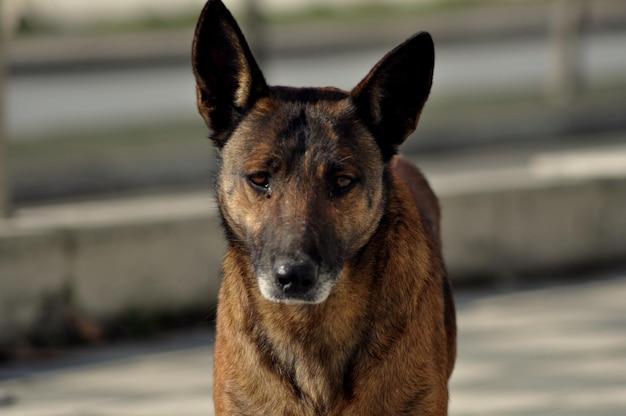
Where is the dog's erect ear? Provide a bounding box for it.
[192,0,268,146]
[351,32,434,161]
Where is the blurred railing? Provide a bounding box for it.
[0,0,600,214]
[1,0,10,218]
[549,0,586,104]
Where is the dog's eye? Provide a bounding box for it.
[248,172,270,189]
[332,176,356,196]
[336,177,352,189]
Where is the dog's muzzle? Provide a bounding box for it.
[256,254,335,304]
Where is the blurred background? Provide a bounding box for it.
[1,0,625,415]
[2,0,626,204]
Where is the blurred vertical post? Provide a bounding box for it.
[548,0,587,104]
[243,0,266,64]
[0,0,11,218]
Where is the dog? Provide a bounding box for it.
[192,1,456,414]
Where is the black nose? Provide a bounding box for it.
[273,257,318,295]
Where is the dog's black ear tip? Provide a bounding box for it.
[195,0,230,33]
[407,31,435,57]
[201,0,226,12]
[413,31,433,43]
[417,31,433,41]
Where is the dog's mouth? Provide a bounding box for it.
[255,256,339,304]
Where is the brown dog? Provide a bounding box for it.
[192,0,456,414]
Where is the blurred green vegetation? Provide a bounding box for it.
[265,0,541,25]
[13,0,546,36]
[14,13,200,36]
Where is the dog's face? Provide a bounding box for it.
[193,0,434,304]
[218,89,385,303]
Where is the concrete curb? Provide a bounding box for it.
[0,193,226,348]
[2,151,626,347]
[441,175,626,280]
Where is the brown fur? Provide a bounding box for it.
[192,1,456,414]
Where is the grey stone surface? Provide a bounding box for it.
[441,176,626,278]
[70,217,224,321]
[0,192,226,344]
[449,274,626,415]
[0,229,67,347]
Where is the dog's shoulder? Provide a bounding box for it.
[389,155,441,247]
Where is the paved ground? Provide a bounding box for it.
[450,274,626,416]
[1,272,625,415]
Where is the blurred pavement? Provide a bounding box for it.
[1,273,625,415]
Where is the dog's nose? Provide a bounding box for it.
[273,258,318,294]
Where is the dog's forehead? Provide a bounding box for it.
[229,87,375,162]
[256,87,356,137]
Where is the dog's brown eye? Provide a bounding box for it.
[248,172,270,189]
[332,176,356,196]
[336,176,353,189]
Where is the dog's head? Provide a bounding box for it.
[192,0,433,304]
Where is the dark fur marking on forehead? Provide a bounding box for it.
[284,108,309,156]
[275,105,336,166]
